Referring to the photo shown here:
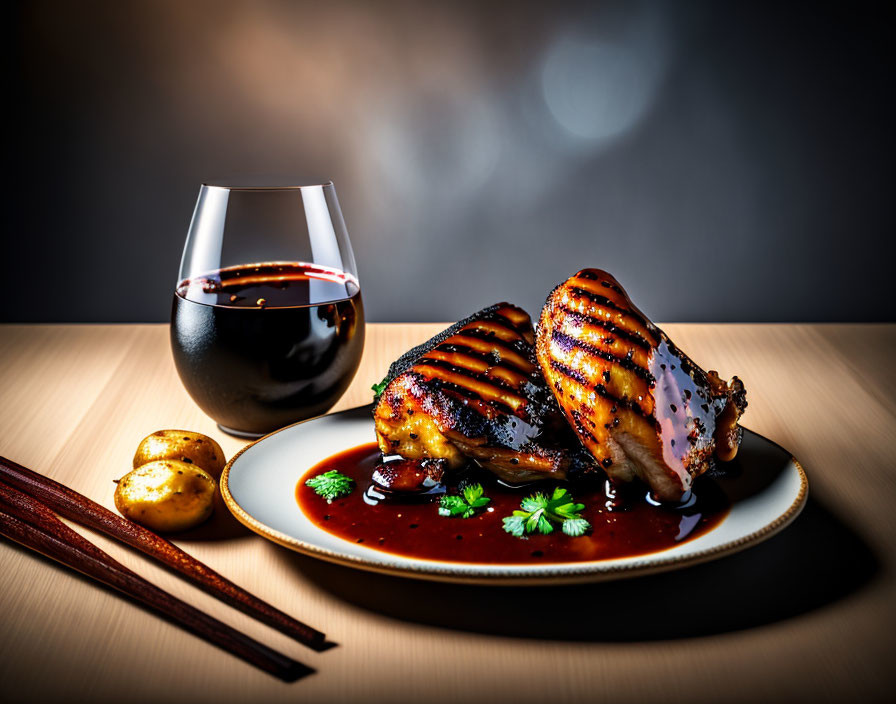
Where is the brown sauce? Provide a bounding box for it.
[296,443,730,564]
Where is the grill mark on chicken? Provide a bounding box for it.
[566,286,658,342]
[569,409,598,444]
[462,320,527,344]
[412,363,527,413]
[440,335,534,372]
[414,357,527,398]
[569,274,632,301]
[550,329,655,383]
[455,320,529,342]
[411,373,519,417]
[567,286,628,315]
[435,343,521,366]
[575,270,626,296]
[558,308,653,350]
[601,280,625,295]
[547,337,655,419]
[547,358,653,421]
[424,350,530,388]
[548,358,588,386]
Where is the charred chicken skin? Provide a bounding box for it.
[536,269,747,502]
[373,303,595,483]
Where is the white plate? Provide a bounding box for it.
[221,406,808,585]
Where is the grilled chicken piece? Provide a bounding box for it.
[536,269,747,502]
[373,303,595,483]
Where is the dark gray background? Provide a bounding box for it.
[6,0,894,323]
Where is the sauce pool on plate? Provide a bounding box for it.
[296,443,730,564]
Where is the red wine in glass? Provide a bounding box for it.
[171,184,365,437]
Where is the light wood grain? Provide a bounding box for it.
[0,323,894,703]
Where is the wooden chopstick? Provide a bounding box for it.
[0,482,312,681]
[0,455,326,650]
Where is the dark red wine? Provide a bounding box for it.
[171,262,364,436]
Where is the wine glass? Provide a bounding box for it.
[171,182,365,438]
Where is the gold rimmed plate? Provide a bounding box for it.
[220,406,807,585]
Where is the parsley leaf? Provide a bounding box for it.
[562,517,591,537]
[501,514,527,537]
[305,470,354,503]
[438,482,491,519]
[502,486,591,538]
[371,377,389,397]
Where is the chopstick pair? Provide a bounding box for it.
[0,456,326,681]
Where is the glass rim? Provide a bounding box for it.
[200,181,335,192]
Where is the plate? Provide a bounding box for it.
[221,406,808,585]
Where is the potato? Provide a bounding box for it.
[115,460,216,532]
[132,430,226,480]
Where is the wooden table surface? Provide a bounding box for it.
[1,323,893,703]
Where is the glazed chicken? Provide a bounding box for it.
[373,303,595,483]
[536,269,747,502]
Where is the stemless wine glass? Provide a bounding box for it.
[171,182,365,437]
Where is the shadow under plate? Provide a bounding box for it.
[277,494,878,642]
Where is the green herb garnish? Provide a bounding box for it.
[502,487,591,537]
[305,470,354,503]
[438,482,491,518]
[371,377,389,397]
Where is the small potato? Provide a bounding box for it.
[115,460,216,533]
[133,430,226,480]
